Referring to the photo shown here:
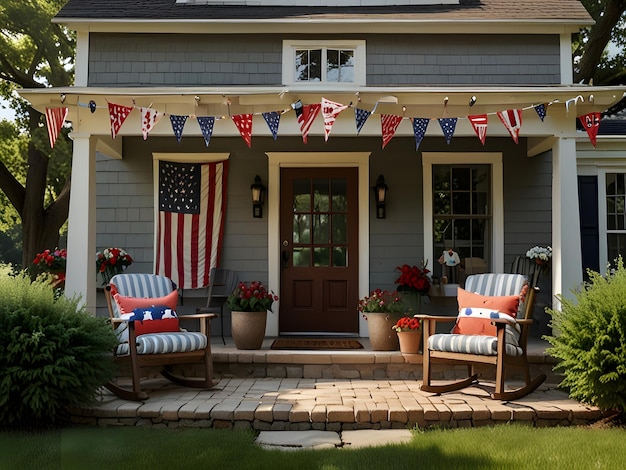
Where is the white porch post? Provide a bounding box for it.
[552,136,582,307]
[65,133,97,314]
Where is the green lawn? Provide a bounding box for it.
[2,424,625,470]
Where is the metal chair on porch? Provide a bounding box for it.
[416,273,546,400]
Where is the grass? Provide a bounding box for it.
[2,424,625,470]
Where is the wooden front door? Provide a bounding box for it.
[279,167,359,334]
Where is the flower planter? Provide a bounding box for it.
[231,310,267,350]
[397,330,422,354]
[365,312,401,351]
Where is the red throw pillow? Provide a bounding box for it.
[453,287,520,336]
[114,289,179,315]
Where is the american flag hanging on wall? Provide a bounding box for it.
[156,160,229,290]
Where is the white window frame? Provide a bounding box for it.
[422,153,505,274]
[282,40,366,87]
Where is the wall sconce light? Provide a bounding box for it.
[373,174,388,219]
[251,175,266,218]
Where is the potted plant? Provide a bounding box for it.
[32,248,67,290]
[392,316,422,354]
[227,281,278,350]
[96,247,133,286]
[358,289,404,351]
[526,245,552,269]
[394,261,431,314]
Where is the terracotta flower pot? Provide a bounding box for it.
[365,312,401,351]
[396,330,422,354]
[231,310,267,350]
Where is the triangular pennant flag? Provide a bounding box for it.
[262,111,280,140]
[578,112,602,147]
[45,107,68,148]
[355,108,371,135]
[438,118,458,145]
[468,114,488,145]
[108,102,134,139]
[232,113,253,148]
[291,100,321,144]
[169,115,188,143]
[197,116,215,147]
[497,109,523,144]
[322,97,349,142]
[534,104,547,122]
[411,118,430,151]
[140,107,162,140]
[381,114,403,149]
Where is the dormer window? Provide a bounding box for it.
[283,40,366,86]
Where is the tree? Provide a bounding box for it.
[0,0,74,268]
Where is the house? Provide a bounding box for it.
[19,0,626,340]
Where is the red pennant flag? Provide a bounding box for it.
[108,102,134,139]
[140,107,162,140]
[322,97,349,141]
[497,109,523,144]
[468,114,488,145]
[292,101,321,144]
[232,114,253,148]
[381,114,403,149]
[45,107,68,148]
[578,112,601,147]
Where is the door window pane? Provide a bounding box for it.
[293,247,311,267]
[333,247,348,267]
[314,247,330,267]
[331,178,347,211]
[313,179,330,212]
[293,214,311,244]
[332,214,347,244]
[313,214,330,244]
[293,179,311,212]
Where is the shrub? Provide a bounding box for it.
[545,257,626,412]
[0,269,118,429]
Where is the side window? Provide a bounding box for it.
[605,173,626,264]
[284,40,365,86]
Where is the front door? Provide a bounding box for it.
[279,167,359,334]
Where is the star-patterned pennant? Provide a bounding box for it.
[355,108,371,135]
[468,114,488,145]
[534,104,547,122]
[108,102,134,139]
[45,107,68,148]
[140,107,162,140]
[411,118,430,151]
[321,97,349,141]
[262,111,281,140]
[381,114,403,149]
[292,100,321,144]
[438,118,458,145]
[169,115,188,143]
[232,113,253,148]
[497,109,523,144]
[578,112,602,147]
[197,116,215,147]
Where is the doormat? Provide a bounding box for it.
[270,338,364,350]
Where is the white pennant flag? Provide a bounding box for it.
[140,107,162,140]
[322,97,349,141]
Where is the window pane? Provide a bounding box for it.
[339,50,354,82]
[433,165,450,191]
[331,178,347,211]
[295,49,321,82]
[293,247,311,267]
[451,167,470,190]
[434,191,451,215]
[293,214,311,244]
[333,247,347,267]
[313,214,329,244]
[293,179,310,212]
[332,214,347,244]
[452,192,470,215]
[608,233,626,264]
[327,49,339,81]
[314,247,330,267]
[313,179,329,212]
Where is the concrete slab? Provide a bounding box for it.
[256,430,341,450]
[341,429,414,449]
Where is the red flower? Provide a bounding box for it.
[392,316,421,332]
[394,261,431,294]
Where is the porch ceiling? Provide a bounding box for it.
[19,85,626,121]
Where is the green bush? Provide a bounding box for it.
[545,257,626,412]
[0,268,118,429]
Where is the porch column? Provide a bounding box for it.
[65,132,97,314]
[552,136,582,307]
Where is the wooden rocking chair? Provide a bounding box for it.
[416,273,546,400]
[104,273,217,401]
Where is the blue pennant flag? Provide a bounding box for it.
[197,116,215,147]
[438,118,457,145]
[534,104,547,122]
[169,115,188,143]
[262,111,281,140]
[355,108,371,135]
[412,118,430,151]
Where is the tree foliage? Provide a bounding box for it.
[0,0,74,268]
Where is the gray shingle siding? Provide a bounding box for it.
[88,33,560,87]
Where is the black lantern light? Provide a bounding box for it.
[373,174,388,219]
[251,175,266,218]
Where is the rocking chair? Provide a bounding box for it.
[416,273,546,400]
[104,273,217,401]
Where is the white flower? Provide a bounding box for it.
[526,246,552,261]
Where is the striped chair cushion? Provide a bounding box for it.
[115,331,207,356]
[464,273,528,318]
[109,273,176,318]
[428,332,523,357]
